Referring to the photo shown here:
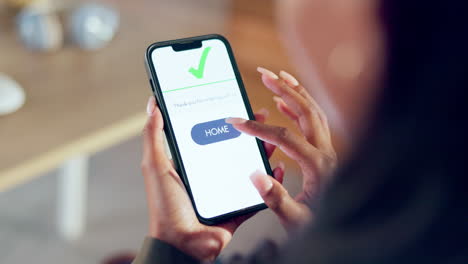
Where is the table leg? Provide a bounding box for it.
[57,155,89,241]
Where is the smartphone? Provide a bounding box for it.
[144,34,272,225]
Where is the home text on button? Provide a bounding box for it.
[205,125,230,137]
[191,118,241,145]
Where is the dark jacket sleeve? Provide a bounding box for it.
[132,237,279,264]
[132,237,199,264]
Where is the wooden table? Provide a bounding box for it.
[0,0,295,240]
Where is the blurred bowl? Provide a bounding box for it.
[68,3,119,51]
[0,73,26,116]
[16,8,63,52]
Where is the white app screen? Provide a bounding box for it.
[151,39,266,219]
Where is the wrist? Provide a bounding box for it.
[148,223,184,251]
[149,226,222,262]
[179,232,223,262]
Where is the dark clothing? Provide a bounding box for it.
[133,237,279,264]
[132,237,198,264]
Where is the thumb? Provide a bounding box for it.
[142,96,172,175]
[250,171,312,232]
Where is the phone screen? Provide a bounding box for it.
[149,38,268,220]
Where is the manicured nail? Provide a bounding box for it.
[225,117,247,124]
[146,96,156,116]
[257,108,269,117]
[278,161,285,171]
[250,170,273,195]
[257,67,279,80]
[279,70,299,86]
[272,96,283,104]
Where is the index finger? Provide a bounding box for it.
[226,118,319,166]
[255,110,276,158]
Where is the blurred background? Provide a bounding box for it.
[0,0,312,263]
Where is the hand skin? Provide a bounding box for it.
[226,67,337,234]
[142,98,285,262]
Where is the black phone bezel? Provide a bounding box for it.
[144,34,273,225]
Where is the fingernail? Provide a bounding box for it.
[258,108,269,117]
[257,67,279,80]
[250,170,273,195]
[272,96,282,104]
[279,70,299,87]
[225,117,247,124]
[146,96,156,116]
[278,161,285,171]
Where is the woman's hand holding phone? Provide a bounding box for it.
[142,97,284,262]
[226,68,337,234]
[140,66,336,261]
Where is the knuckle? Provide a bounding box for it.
[298,86,308,95]
[297,87,310,99]
[276,127,290,141]
[303,108,321,122]
[326,154,338,171]
[266,191,287,212]
[141,160,157,175]
[315,153,337,175]
[245,120,263,132]
[245,119,256,128]
[275,80,290,95]
[301,105,313,117]
[265,194,280,210]
[312,109,322,120]
[142,122,153,136]
[204,244,222,261]
[181,232,222,262]
[264,184,289,211]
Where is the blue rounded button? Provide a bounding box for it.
[191,118,241,145]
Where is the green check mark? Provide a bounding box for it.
[189,46,212,79]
